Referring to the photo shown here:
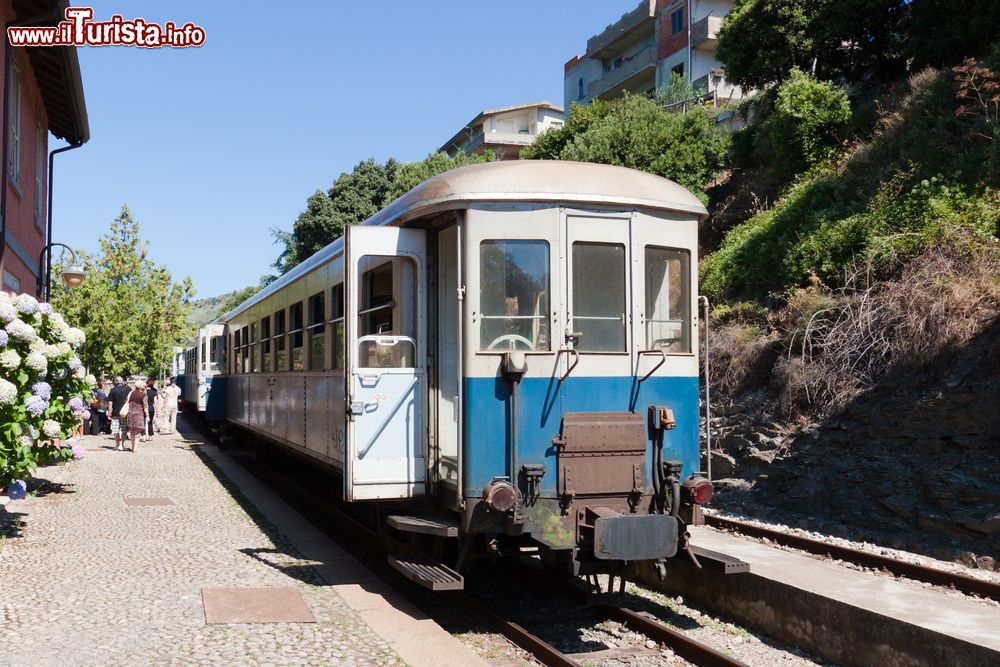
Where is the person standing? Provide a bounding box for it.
[160,377,181,435]
[90,381,108,436]
[108,377,132,451]
[127,380,148,452]
[144,378,158,441]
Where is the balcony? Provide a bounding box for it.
[588,45,657,99]
[691,14,723,49]
[586,0,656,58]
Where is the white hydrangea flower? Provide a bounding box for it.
[55,342,71,356]
[42,344,61,360]
[0,378,16,404]
[0,302,18,324]
[5,318,37,343]
[73,366,86,379]
[0,291,10,306]
[85,373,97,386]
[0,349,21,370]
[14,293,39,315]
[65,327,86,346]
[18,435,34,448]
[29,337,46,352]
[42,419,61,439]
[24,351,47,376]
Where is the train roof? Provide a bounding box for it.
[370,160,708,226]
[219,161,706,322]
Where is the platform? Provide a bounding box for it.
[0,416,486,667]
[644,525,1000,667]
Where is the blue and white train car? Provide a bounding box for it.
[214,161,714,588]
[178,323,225,418]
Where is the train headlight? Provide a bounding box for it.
[482,479,518,513]
[683,476,714,505]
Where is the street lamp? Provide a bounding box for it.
[36,242,86,300]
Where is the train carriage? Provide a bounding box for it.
[205,161,714,588]
[178,323,225,417]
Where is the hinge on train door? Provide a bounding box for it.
[457,286,465,301]
[629,463,643,512]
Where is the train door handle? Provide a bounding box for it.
[347,401,378,416]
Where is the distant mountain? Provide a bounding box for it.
[187,290,236,329]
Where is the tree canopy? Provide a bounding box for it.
[521,94,730,200]
[50,204,194,378]
[277,151,491,273]
[717,0,1000,91]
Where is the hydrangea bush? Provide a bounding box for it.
[0,292,92,496]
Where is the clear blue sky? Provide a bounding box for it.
[52,1,638,299]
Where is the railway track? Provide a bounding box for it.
[195,424,752,667]
[705,513,1000,603]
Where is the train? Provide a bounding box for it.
[179,160,715,589]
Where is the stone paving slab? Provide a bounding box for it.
[0,417,482,666]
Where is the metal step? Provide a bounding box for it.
[388,555,464,591]
[387,514,459,538]
[689,545,750,574]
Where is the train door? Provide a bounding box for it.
[344,225,427,501]
[435,224,462,506]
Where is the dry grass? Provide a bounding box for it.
[711,234,1000,418]
[777,236,1000,415]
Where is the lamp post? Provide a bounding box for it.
[36,242,85,301]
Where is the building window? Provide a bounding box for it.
[670,8,685,36]
[8,57,22,188]
[330,284,344,370]
[34,119,44,229]
[479,240,550,351]
[2,269,20,293]
[671,62,685,78]
[645,246,691,353]
[307,292,325,370]
[578,77,584,101]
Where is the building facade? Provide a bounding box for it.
[439,101,564,161]
[1,0,89,297]
[564,0,741,111]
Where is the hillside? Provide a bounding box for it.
[187,290,237,329]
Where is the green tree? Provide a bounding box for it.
[523,94,730,199]
[276,152,491,273]
[716,0,909,90]
[50,204,194,378]
[521,99,611,160]
[219,284,263,315]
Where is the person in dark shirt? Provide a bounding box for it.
[144,378,158,441]
[108,376,132,451]
[90,380,108,436]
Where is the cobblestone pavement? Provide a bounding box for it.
[0,425,404,666]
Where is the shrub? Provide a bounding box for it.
[758,69,852,179]
[0,293,92,492]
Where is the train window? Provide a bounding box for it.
[479,240,550,351]
[260,316,271,372]
[308,292,325,370]
[645,247,691,353]
[330,284,344,370]
[290,302,305,371]
[210,335,221,373]
[274,309,287,371]
[201,338,207,372]
[232,330,240,375]
[357,257,417,368]
[572,242,626,352]
[250,322,260,373]
[240,326,250,373]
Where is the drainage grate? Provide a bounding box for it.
[123,497,174,506]
[201,587,316,624]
